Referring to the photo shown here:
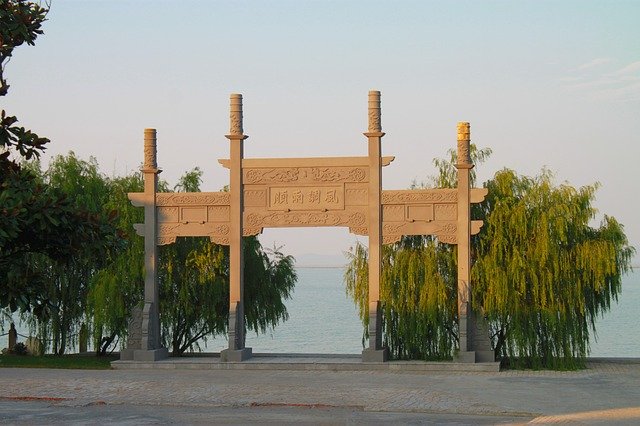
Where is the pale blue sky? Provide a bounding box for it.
[5,0,640,261]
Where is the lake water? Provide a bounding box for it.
[2,268,638,357]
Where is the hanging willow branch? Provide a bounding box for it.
[345,146,634,369]
[472,168,634,369]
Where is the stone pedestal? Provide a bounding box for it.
[133,347,169,361]
[221,347,252,362]
[8,323,17,351]
[456,309,494,363]
[362,347,389,362]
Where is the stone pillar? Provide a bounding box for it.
[221,94,252,362]
[134,128,168,361]
[8,323,17,351]
[454,122,494,363]
[79,323,88,353]
[362,90,389,362]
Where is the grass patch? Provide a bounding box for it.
[0,354,117,370]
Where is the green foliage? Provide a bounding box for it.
[0,157,121,316]
[0,353,117,369]
[473,168,635,369]
[345,234,458,360]
[345,147,634,368]
[243,241,296,335]
[1,0,49,155]
[87,173,145,355]
[158,168,297,355]
[21,153,122,355]
[11,341,27,355]
[0,1,49,76]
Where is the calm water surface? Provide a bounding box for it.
[2,268,638,357]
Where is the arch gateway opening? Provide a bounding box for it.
[120,91,494,363]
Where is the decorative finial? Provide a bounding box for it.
[368,90,381,133]
[143,128,157,169]
[457,122,471,165]
[229,94,243,135]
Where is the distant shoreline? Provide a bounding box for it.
[297,265,640,270]
[296,265,346,269]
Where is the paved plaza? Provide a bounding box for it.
[1,359,639,425]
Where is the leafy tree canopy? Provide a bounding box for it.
[345,146,634,368]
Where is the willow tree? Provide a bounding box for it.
[345,147,634,368]
[345,146,491,361]
[27,153,120,354]
[158,168,297,355]
[88,172,146,355]
[473,169,634,369]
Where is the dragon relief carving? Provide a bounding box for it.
[213,224,230,235]
[457,140,471,165]
[156,192,230,206]
[437,234,457,244]
[246,212,263,227]
[437,223,457,234]
[368,109,381,133]
[157,236,177,246]
[210,236,230,245]
[245,211,354,227]
[382,223,405,235]
[245,168,300,184]
[230,113,242,135]
[310,167,367,182]
[349,226,368,235]
[158,224,182,235]
[143,144,156,169]
[383,235,401,245]
[348,212,367,226]
[381,190,457,204]
[244,167,368,184]
[243,227,263,236]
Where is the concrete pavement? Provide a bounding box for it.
[1,358,639,425]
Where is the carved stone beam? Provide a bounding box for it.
[379,219,485,245]
[381,188,488,205]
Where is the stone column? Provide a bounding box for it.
[362,90,389,362]
[221,94,252,362]
[79,323,88,353]
[134,128,168,361]
[8,323,17,351]
[454,122,494,363]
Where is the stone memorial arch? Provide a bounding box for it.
[121,91,494,363]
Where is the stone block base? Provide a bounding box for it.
[120,348,135,361]
[221,347,252,362]
[133,348,169,362]
[362,347,389,362]
[455,350,495,363]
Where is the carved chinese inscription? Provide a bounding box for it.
[268,186,344,211]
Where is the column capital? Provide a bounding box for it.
[456,121,472,168]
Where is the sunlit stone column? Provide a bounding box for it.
[456,122,473,357]
[455,122,494,363]
[362,90,389,362]
[221,94,252,362]
[134,128,168,361]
